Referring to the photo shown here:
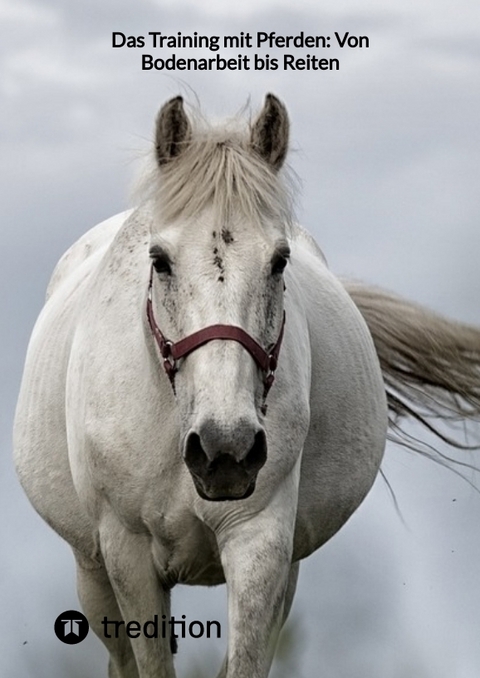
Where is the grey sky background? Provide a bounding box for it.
[1,0,480,676]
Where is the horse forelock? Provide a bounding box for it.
[135,115,295,233]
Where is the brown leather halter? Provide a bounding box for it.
[146,266,285,413]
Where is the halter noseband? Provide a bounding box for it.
[146,266,285,414]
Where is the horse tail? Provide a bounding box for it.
[344,281,480,464]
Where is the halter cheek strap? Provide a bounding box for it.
[146,266,285,413]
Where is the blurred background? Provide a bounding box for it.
[1,1,480,676]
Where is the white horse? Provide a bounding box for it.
[14,95,480,678]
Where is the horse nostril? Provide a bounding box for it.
[245,430,267,473]
[184,432,209,476]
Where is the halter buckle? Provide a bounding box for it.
[267,354,277,374]
[162,352,177,390]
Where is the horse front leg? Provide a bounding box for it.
[75,550,139,678]
[215,560,299,678]
[217,495,297,678]
[98,511,176,678]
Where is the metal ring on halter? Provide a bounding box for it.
[160,340,174,360]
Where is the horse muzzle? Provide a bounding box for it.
[183,421,267,501]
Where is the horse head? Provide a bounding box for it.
[146,94,292,501]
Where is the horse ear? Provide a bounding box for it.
[250,93,289,170]
[155,96,191,166]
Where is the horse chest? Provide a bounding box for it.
[149,511,225,587]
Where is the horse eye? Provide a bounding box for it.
[151,252,172,275]
[271,253,289,276]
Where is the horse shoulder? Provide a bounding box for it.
[289,234,388,559]
[13,213,132,557]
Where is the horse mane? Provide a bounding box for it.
[135,109,295,230]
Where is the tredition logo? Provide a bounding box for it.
[54,610,89,644]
